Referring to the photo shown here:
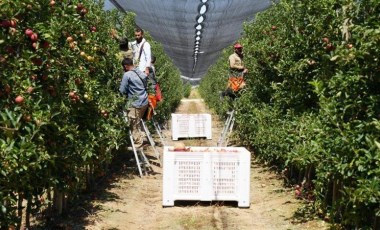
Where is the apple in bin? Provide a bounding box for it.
[171,142,191,152]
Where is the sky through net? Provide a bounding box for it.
[107,0,273,82]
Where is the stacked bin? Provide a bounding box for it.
[171,114,212,140]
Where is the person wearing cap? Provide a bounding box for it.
[229,43,248,76]
[221,43,248,100]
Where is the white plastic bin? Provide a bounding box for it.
[162,146,251,207]
[171,114,212,140]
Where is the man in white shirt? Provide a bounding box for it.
[131,27,151,76]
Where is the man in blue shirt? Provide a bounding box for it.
[119,58,149,148]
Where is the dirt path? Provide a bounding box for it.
[77,89,328,230]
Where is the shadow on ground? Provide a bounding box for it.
[32,147,139,230]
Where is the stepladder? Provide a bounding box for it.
[144,106,167,146]
[217,110,235,147]
[123,111,161,177]
[151,116,167,146]
[140,118,162,167]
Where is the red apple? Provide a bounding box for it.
[76,3,84,12]
[271,25,277,31]
[80,8,88,16]
[74,78,81,85]
[41,41,50,49]
[347,44,353,49]
[25,28,33,37]
[47,85,56,96]
[30,33,38,42]
[9,19,17,28]
[295,189,301,198]
[322,37,329,43]
[41,75,48,81]
[26,86,34,94]
[23,115,32,122]
[49,0,55,6]
[31,57,43,66]
[4,85,11,94]
[90,26,97,32]
[15,96,24,104]
[325,43,335,51]
[70,94,80,102]
[1,20,10,27]
[69,42,76,49]
[66,36,74,43]
[5,46,15,54]
[69,91,76,98]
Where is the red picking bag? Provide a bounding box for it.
[155,83,163,101]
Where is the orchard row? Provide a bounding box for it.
[0,0,184,228]
[200,0,379,228]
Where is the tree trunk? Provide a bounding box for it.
[297,168,304,184]
[16,193,23,230]
[374,216,379,230]
[46,187,52,220]
[53,189,63,215]
[62,193,67,214]
[307,166,313,185]
[25,197,31,229]
[332,179,337,204]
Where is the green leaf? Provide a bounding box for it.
[43,33,52,39]
[66,134,74,140]
[330,55,339,61]
[375,141,380,150]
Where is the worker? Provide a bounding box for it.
[221,43,248,100]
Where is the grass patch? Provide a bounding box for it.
[188,88,201,99]
[177,213,215,230]
[187,102,198,113]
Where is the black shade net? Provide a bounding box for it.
[109,0,273,82]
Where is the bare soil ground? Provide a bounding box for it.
[59,89,328,230]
